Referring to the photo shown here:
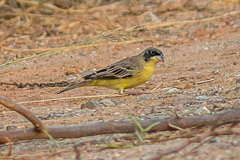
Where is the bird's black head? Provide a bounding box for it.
[142,47,164,62]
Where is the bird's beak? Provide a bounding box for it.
[156,55,164,62]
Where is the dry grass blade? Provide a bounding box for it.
[147,10,240,30]
[0,39,144,67]
[18,94,124,104]
[168,123,184,131]
[196,79,214,84]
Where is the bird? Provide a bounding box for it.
[57,47,164,94]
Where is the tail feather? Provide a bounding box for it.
[57,81,90,94]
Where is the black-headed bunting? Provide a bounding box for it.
[57,47,164,94]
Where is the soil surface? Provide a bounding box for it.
[0,0,240,159]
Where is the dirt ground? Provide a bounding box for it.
[0,0,240,159]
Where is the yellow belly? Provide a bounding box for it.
[91,59,157,91]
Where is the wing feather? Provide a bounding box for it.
[83,56,140,80]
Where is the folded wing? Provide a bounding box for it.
[84,56,139,80]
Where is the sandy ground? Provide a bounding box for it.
[0,0,240,159]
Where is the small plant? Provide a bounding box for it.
[127,113,160,142]
[105,140,134,148]
[43,129,58,146]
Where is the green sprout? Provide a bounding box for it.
[127,113,160,142]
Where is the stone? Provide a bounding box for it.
[100,99,115,106]
[195,95,209,100]
[162,76,169,79]
[232,139,240,146]
[197,89,208,95]
[138,11,158,22]
[194,106,211,116]
[210,137,221,143]
[137,95,150,101]
[6,125,18,131]
[81,101,104,109]
[114,99,119,104]
[166,88,179,94]
[235,73,240,77]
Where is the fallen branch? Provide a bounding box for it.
[0,96,240,144]
[0,95,46,131]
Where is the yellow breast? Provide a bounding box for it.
[92,57,158,90]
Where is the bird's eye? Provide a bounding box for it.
[150,51,154,55]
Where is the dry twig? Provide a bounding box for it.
[0,95,46,131]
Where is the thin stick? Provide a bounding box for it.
[196,79,214,84]
[17,87,175,104]
[5,137,13,156]
[168,123,184,131]
[18,94,124,104]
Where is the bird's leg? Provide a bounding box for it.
[119,88,124,95]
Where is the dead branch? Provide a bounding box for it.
[0,101,240,144]
[0,95,46,131]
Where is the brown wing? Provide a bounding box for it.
[83,56,140,80]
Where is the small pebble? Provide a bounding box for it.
[224,73,230,78]
[100,99,115,106]
[210,137,221,143]
[235,72,240,77]
[189,67,196,71]
[162,76,168,79]
[114,99,119,104]
[195,95,209,100]
[6,125,18,131]
[232,139,240,146]
[166,88,179,94]
[197,89,208,95]
[194,106,211,116]
[120,104,125,107]
[214,69,220,75]
[81,101,104,109]
[137,95,150,101]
